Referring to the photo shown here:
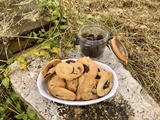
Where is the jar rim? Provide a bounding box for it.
[77,25,109,41]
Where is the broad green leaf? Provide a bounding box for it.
[0,75,3,81]
[76,20,84,25]
[0,114,6,120]
[61,18,66,23]
[50,47,60,54]
[39,50,50,58]
[4,67,11,77]
[94,17,100,22]
[0,118,3,120]
[46,29,52,37]
[7,58,14,65]
[50,0,59,8]
[0,107,5,113]
[39,50,47,56]
[33,32,37,38]
[28,32,32,37]
[54,20,59,25]
[53,8,61,17]
[10,91,19,102]
[0,117,4,120]
[35,116,40,120]
[6,97,12,105]
[26,107,36,119]
[47,1,53,7]
[41,29,45,32]
[17,56,25,63]
[67,43,72,49]
[39,34,45,37]
[38,30,43,35]
[18,61,27,70]
[16,102,22,113]
[0,64,5,69]
[60,25,68,29]
[54,0,60,7]
[36,39,44,43]
[2,77,10,88]
[47,9,53,15]
[86,14,93,19]
[50,16,56,21]
[15,112,28,120]
[36,16,43,20]
[44,16,51,22]
[63,12,68,19]
[41,42,51,49]
[30,49,40,56]
[53,32,61,37]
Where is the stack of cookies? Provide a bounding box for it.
[42,57,114,101]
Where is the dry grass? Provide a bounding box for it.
[60,0,160,105]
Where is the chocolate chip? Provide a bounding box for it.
[55,94,61,97]
[74,67,81,74]
[66,60,76,64]
[103,81,110,89]
[77,67,81,71]
[44,73,51,79]
[48,65,54,70]
[72,67,75,74]
[96,75,101,79]
[83,64,89,73]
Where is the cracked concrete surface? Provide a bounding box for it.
[9,46,160,120]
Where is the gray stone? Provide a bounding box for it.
[9,46,160,120]
[0,0,48,59]
[0,0,44,35]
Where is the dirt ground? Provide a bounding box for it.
[60,0,160,105]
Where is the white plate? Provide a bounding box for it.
[37,59,118,106]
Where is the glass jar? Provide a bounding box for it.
[77,25,109,58]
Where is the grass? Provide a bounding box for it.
[0,0,160,119]
[60,0,160,105]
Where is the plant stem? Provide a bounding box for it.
[0,60,8,62]
[0,103,19,115]
[0,34,44,40]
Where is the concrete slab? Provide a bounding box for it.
[9,46,160,120]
